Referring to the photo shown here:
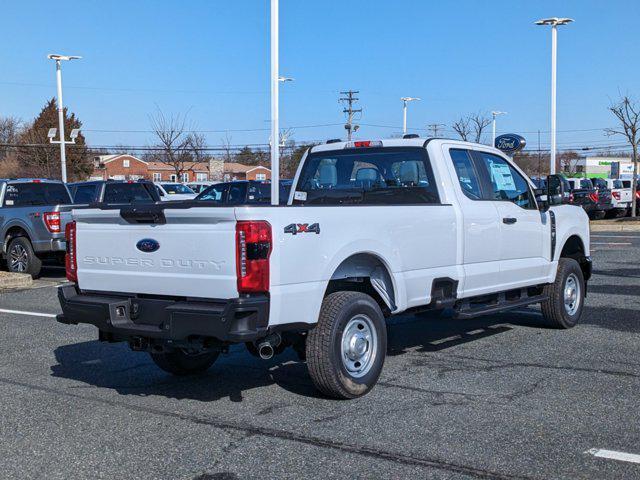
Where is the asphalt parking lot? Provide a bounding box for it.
[0,232,639,480]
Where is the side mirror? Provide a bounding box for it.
[535,187,549,212]
[546,174,565,207]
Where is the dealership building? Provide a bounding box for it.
[564,156,635,179]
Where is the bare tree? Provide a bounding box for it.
[558,151,581,176]
[451,116,472,141]
[606,95,640,217]
[0,116,21,161]
[220,132,233,163]
[149,109,208,180]
[470,113,492,144]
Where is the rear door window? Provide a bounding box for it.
[226,183,248,205]
[295,147,439,205]
[3,182,71,207]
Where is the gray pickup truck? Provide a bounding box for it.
[0,179,74,277]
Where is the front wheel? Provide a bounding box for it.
[150,349,219,376]
[306,291,387,399]
[541,258,585,329]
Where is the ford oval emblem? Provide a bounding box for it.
[136,238,160,253]
[495,134,526,154]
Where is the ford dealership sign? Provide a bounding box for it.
[495,134,526,154]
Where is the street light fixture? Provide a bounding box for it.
[491,111,507,144]
[401,97,421,135]
[47,53,82,183]
[278,76,294,83]
[535,17,574,174]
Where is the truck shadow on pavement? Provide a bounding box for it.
[49,309,557,402]
[50,303,637,401]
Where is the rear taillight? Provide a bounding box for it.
[236,221,271,293]
[43,212,61,233]
[569,193,574,203]
[612,191,621,200]
[636,190,640,199]
[65,221,78,283]
[589,192,599,203]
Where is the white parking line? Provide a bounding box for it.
[592,235,640,239]
[0,308,57,318]
[591,242,632,245]
[586,448,640,465]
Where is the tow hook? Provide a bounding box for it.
[256,333,282,360]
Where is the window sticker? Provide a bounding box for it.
[488,162,516,191]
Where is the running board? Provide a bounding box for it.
[454,290,548,319]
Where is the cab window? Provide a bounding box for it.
[473,152,535,209]
[295,147,439,205]
[450,149,482,200]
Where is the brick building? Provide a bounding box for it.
[90,154,269,183]
[147,162,210,183]
[91,154,149,180]
[221,163,271,181]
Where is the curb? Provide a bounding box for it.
[0,272,33,289]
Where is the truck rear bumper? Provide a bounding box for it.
[56,284,269,344]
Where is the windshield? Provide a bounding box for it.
[161,183,194,194]
[295,147,440,205]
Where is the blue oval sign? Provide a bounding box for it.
[136,238,160,253]
[495,134,526,154]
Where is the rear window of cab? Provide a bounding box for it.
[294,147,440,205]
[3,182,71,207]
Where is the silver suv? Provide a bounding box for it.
[0,179,73,277]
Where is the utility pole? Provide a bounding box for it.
[427,123,445,137]
[340,90,361,141]
[537,129,542,178]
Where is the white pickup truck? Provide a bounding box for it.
[57,138,591,399]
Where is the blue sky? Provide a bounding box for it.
[1,0,639,152]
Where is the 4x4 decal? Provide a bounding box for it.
[284,223,320,235]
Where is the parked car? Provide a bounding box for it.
[186,181,218,194]
[57,138,590,399]
[601,178,632,217]
[68,180,160,204]
[154,182,197,201]
[0,179,73,277]
[195,180,292,205]
[566,177,613,220]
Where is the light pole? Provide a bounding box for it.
[491,111,507,145]
[47,54,81,183]
[535,17,573,174]
[401,97,420,135]
[270,0,280,206]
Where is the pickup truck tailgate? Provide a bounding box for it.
[73,206,238,299]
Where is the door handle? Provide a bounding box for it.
[502,217,517,225]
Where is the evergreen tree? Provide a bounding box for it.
[17,98,93,181]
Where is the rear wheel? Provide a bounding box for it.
[541,258,585,329]
[150,349,219,376]
[306,291,387,399]
[7,237,42,278]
